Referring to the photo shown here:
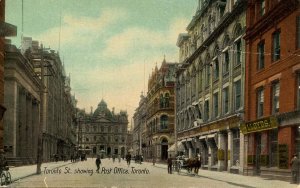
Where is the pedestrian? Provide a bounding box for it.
[112,154,116,163]
[118,154,121,163]
[167,155,173,174]
[0,149,8,171]
[95,155,101,173]
[152,156,156,166]
[290,153,299,184]
[126,152,131,166]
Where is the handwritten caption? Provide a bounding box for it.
[43,166,150,176]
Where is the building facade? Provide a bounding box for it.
[3,42,40,164]
[0,0,17,151]
[145,58,176,162]
[78,99,129,158]
[133,93,147,157]
[243,0,300,180]
[175,0,246,173]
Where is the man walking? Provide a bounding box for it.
[95,155,101,173]
[167,155,173,174]
[291,153,299,184]
[126,152,131,166]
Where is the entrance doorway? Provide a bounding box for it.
[161,138,168,160]
[255,133,261,175]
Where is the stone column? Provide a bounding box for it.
[26,94,33,162]
[32,99,39,162]
[218,133,226,171]
[207,139,213,170]
[239,129,244,174]
[227,130,233,172]
[19,89,27,158]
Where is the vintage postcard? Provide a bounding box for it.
[1,0,300,187]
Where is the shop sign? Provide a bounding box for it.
[240,117,278,134]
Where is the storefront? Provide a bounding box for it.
[241,115,300,180]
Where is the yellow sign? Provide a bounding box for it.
[240,117,278,134]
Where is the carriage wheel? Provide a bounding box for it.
[5,171,11,185]
[0,173,6,186]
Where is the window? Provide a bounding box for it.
[213,93,219,118]
[297,73,300,109]
[86,137,89,142]
[260,0,265,16]
[257,87,264,118]
[269,129,278,167]
[232,129,240,166]
[198,70,203,92]
[213,60,219,81]
[165,93,169,107]
[160,94,164,108]
[223,51,229,74]
[271,81,280,114]
[160,115,168,130]
[205,64,211,86]
[223,87,229,114]
[297,17,300,49]
[101,126,104,132]
[204,100,209,121]
[234,80,241,110]
[272,30,281,61]
[257,41,265,70]
[94,136,97,141]
[235,39,242,65]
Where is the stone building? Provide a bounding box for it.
[0,0,17,150]
[243,0,300,180]
[133,93,147,157]
[175,0,246,173]
[3,42,40,164]
[78,99,129,158]
[3,37,77,163]
[145,58,176,162]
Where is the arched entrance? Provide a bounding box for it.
[161,138,168,160]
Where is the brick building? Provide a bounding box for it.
[146,58,176,162]
[243,0,300,180]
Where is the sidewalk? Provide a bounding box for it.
[9,161,72,183]
[147,162,300,188]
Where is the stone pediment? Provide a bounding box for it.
[94,117,112,123]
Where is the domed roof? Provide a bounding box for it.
[93,99,112,119]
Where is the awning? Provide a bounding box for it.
[199,135,206,140]
[167,141,185,152]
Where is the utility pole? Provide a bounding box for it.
[36,44,45,174]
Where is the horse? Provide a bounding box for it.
[185,157,201,175]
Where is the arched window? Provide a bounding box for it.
[164,93,170,107]
[160,94,164,108]
[160,115,168,130]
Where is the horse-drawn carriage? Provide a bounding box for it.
[172,156,201,175]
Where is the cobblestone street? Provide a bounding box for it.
[5,158,299,188]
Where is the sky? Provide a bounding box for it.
[6,0,197,125]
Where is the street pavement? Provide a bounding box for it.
[2,158,300,188]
